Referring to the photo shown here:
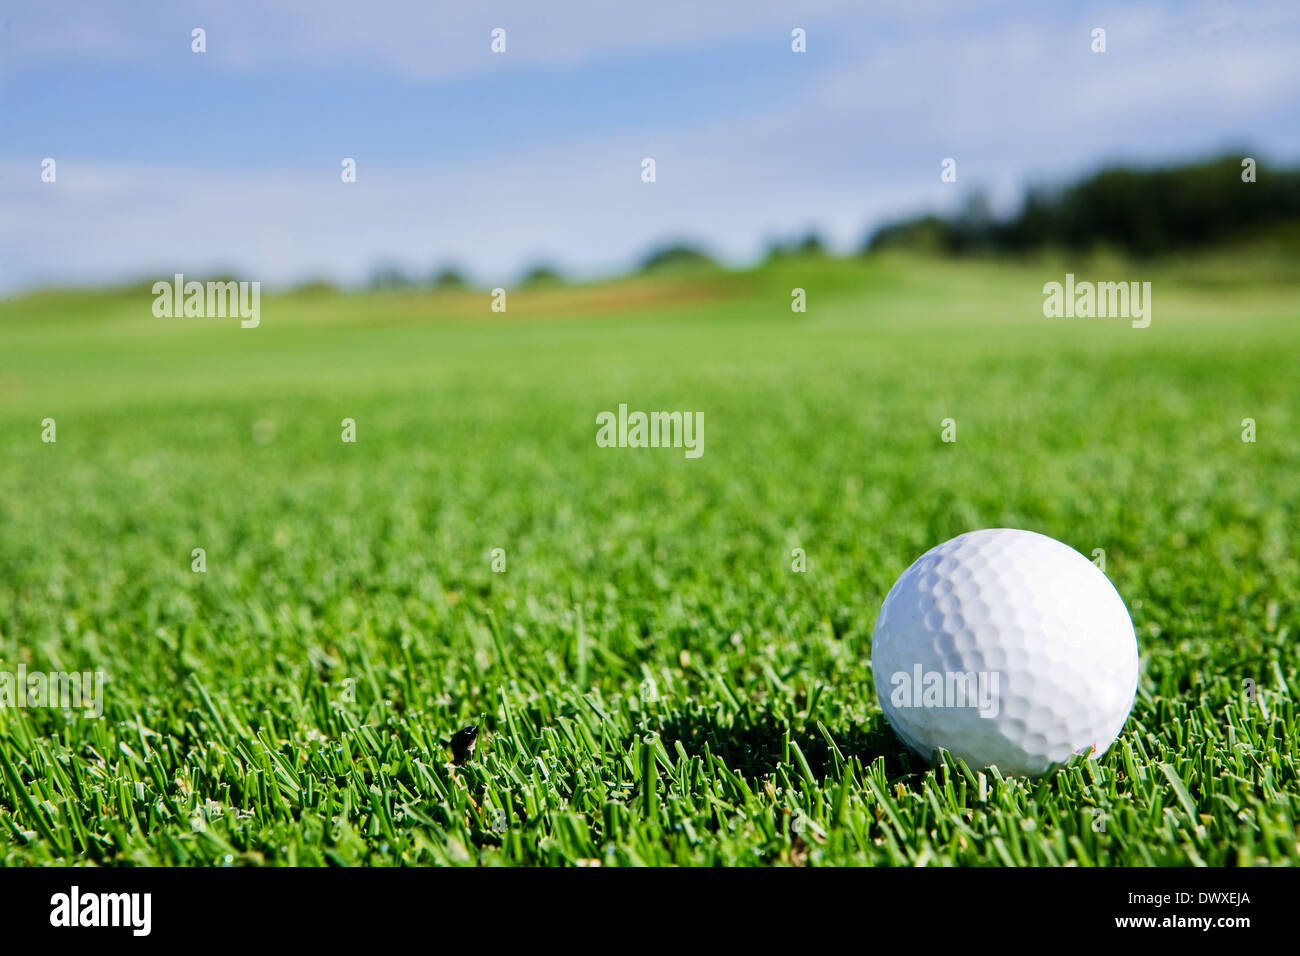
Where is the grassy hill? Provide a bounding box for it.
[1,252,1297,864]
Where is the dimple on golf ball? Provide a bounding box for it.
[871,528,1139,777]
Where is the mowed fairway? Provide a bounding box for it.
[1,253,1297,865]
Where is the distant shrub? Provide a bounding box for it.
[863,154,1300,258]
[368,265,416,290]
[796,233,826,256]
[865,215,956,255]
[639,243,717,273]
[431,267,469,290]
[766,232,827,260]
[520,264,564,286]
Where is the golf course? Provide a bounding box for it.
[1,246,1297,866]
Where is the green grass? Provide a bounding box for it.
[0,252,1297,865]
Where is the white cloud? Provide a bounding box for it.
[0,125,936,292]
[2,0,1296,293]
[2,0,887,79]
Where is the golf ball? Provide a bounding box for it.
[871,528,1139,777]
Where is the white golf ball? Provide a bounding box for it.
[871,528,1139,777]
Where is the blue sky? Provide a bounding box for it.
[2,0,1298,292]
